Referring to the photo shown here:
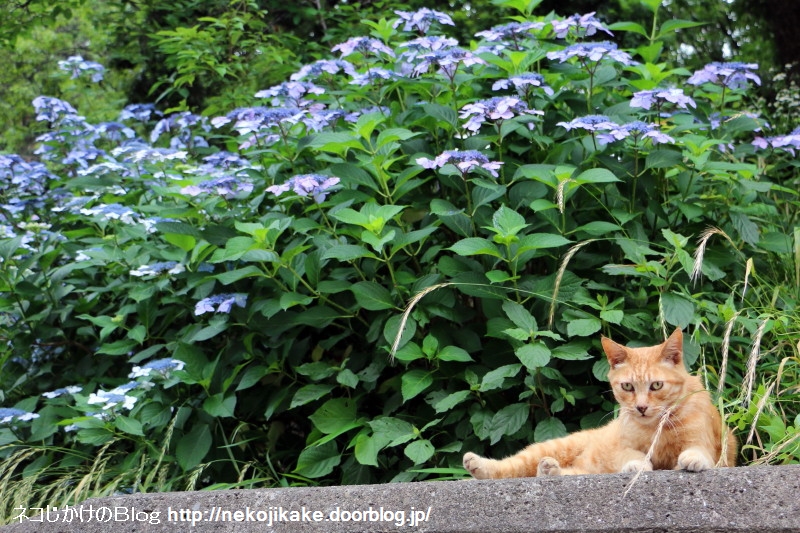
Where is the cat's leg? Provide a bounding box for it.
[463,440,565,479]
[536,457,561,476]
[677,447,714,472]
[616,448,653,473]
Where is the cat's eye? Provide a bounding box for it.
[620,382,634,392]
[650,381,664,391]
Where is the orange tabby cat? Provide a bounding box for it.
[463,328,736,478]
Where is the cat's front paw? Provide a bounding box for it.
[677,449,714,472]
[463,452,494,479]
[537,456,562,476]
[621,458,653,473]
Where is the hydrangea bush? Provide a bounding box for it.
[1,0,799,515]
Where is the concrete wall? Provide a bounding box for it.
[3,465,799,532]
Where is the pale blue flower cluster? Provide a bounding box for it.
[267,174,341,203]
[546,42,635,66]
[417,149,503,178]
[551,12,613,39]
[392,8,454,34]
[58,55,106,82]
[630,88,697,111]
[195,293,248,316]
[460,96,543,133]
[492,73,554,98]
[687,62,761,90]
[129,261,185,278]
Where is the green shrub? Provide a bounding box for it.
[1,0,798,521]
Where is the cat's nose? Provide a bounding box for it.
[636,405,647,415]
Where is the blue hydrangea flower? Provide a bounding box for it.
[129,261,185,278]
[42,386,83,399]
[687,62,761,89]
[79,203,139,224]
[349,69,399,86]
[630,88,697,110]
[551,12,613,39]
[546,42,635,66]
[150,111,209,146]
[58,55,105,82]
[460,96,543,133]
[267,174,341,203]
[119,103,161,123]
[557,115,618,132]
[195,293,248,316]
[332,37,395,58]
[129,358,186,379]
[32,96,81,124]
[181,175,254,199]
[417,149,503,178]
[392,8,454,34]
[0,408,40,424]
[290,59,357,81]
[87,390,137,411]
[596,121,675,145]
[492,73,554,97]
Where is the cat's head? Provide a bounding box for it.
[602,328,688,425]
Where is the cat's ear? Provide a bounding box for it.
[601,335,627,368]
[662,328,683,366]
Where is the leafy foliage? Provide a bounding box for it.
[1,0,799,522]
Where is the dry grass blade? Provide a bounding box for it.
[741,318,768,408]
[548,240,595,329]
[691,227,736,284]
[389,282,452,361]
[744,381,776,455]
[742,257,754,302]
[717,311,740,397]
[556,179,574,214]
[623,406,672,497]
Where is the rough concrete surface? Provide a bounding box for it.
[3,465,799,532]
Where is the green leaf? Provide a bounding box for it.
[730,211,760,246]
[516,342,551,370]
[534,417,567,442]
[503,301,536,332]
[404,439,435,464]
[479,364,522,392]
[516,233,571,250]
[608,21,649,38]
[176,424,212,471]
[448,237,503,258]
[661,292,695,328]
[573,221,621,236]
[574,168,620,184]
[351,281,396,311]
[600,309,624,324]
[295,440,341,478]
[321,244,377,261]
[203,393,236,418]
[309,398,357,434]
[114,416,144,436]
[401,369,434,402]
[290,384,335,408]
[566,317,602,337]
[552,342,592,360]
[657,19,706,39]
[488,403,529,445]
[646,149,683,169]
[308,132,364,155]
[490,205,529,239]
[437,345,473,362]
[354,433,381,467]
[431,390,472,413]
[368,417,416,446]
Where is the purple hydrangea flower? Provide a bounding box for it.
[58,55,105,82]
[596,121,675,145]
[475,22,545,44]
[255,81,325,108]
[551,12,613,39]
[412,47,486,79]
[332,37,395,58]
[150,111,209,145]
[267,174,341,203]
[492,73,554,97]
[687,62,761,89]
[195,293,247,316]
[417,149,503,178]
[557,115,618,132]
[349,68,399,86]
[460,96,543,133]
[630,88,697,110]
[546,42,635,66]
[752,127,800,156]
[392,8,454,34]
